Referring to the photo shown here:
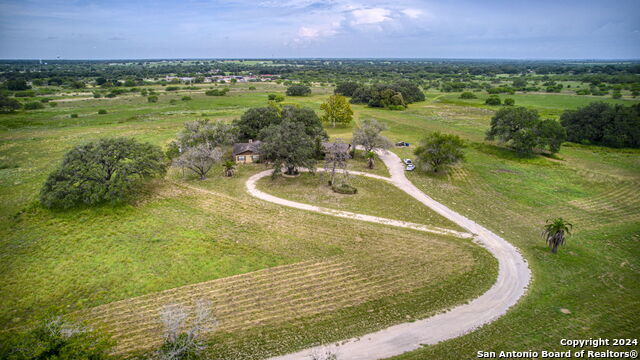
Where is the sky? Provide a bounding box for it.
[0,0,639,60]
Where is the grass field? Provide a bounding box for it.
[1,82,639,358]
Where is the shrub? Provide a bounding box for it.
[40,138,167,208]
[14,90,35,97]
[93,92,102,98]
[205,88,229,96]
[98,109,107,114]
[268,93,285,102]
[248,86,256,90]
[24,101,45,110]
[181,96,192,101]
[332,183,358,194]
[105,92,117,98]
[165,86,180,91]
[286,84,312,96]
[70,113,78,118]
[503,98,515,106]
[148,95,158,103]
[485,95,501,105]
[459,92,477,99]
[49,102,58,107]
[0,93,21,112]
[169,99,177,105]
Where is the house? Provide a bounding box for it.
[233,140,262,163]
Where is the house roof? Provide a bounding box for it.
[233,141,262,156]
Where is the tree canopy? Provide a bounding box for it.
[285,84,311,96]
[320,94,354,127]
[233,105,327,142]
[414,132,466,173]
[40,138,166,208]
[560,102,640,148]
[259,120,317,176]
[486,107,566,155]
[352,119,392,153]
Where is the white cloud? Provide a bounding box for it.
[350,8,391,25]
[402,8,423,19]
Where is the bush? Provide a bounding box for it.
[485,95,501,105]
[286,84,312,96]
[14,90,35,97]
[205,88,229,96]
[70,113,78,118]
[148,95,158,103]
[268,93,285,102]
[93,92,102,98]
[24,101,45,110]
[503,98,515,106]
[332,183,357,194]
[49,102,58,107]
[165,86,180,91]
[459,92,477,99]
[40,138,167,208]
[181,96,192,101]
[0,93,21,112]
[248,86,256,90]
[97,109,107,114]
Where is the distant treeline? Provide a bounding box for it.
[1,59,639,84]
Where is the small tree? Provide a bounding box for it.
[320,94,353,127]
[173,144,223,180]
[365,150,376,169]
[222,160,235,177]
[504,98,515,106]
[352,119,392,155]
[40,138,167,208]
[459,92,477,99]
[259,120,316,176]
[286,84,311,96]
[414,132,466,173]
[542,217,573,253]
[154,300,217,360]
[324,139,351,185]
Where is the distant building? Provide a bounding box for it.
[233,140,262,163]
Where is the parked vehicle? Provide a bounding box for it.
[403,159,413,165]
[405,164,415,171]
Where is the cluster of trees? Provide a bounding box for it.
[485,95,515,106]
[335,80,425,110]
[560,102,640,148]
[486,107,566,155]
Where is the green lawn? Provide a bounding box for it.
[256,172,462,230]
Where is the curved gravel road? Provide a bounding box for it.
[246,150,531,360]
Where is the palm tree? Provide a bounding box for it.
[542,217,573,253]
[365,151,375,169]
[222,160,235,177]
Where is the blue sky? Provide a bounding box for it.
[0,0,638,59]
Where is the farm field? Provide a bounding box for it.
[1,81,639,358]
